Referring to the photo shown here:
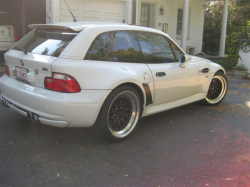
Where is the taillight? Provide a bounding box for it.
[5,65,10,77]
[44,73,81,93]
[13,26,17,42]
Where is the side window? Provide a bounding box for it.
[169,40,185,62]
[137,32,176,63]
[84,31,143,63]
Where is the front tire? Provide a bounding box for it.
[202,71,228,106]
[96,85,141,142]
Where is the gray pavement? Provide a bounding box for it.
[0,75,250,187]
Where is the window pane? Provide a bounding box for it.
[177,9,183,22]
[169,41,184,62]
[137,32,175,63]
[25,29,77,57]
[84,31,143,63]
[177,22,182,35]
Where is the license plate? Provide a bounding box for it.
[15,67,29,82]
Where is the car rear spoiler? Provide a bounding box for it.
[28,23,86,32]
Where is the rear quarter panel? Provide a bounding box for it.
[52,58,154,108]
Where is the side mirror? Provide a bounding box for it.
[179,55,190,68]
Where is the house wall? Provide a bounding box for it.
[238,50,250,72]
[136,0,205,54]
[48,0,205,54]
[52,0,133,24]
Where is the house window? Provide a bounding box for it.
[177,9,183,36]
[176,8,190,36]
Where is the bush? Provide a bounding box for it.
[234,65,248,71]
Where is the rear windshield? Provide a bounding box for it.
[14,28,78,57]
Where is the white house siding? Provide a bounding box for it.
[238,50,250,72]
[136,0,205,54]
[57,0,132,24]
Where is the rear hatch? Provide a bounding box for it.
[5,27,79,88]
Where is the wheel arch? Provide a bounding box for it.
[216,69,226,75]
[114,82,145,112]
[93,82,146,128]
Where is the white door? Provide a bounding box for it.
[148,62,198,105]
[137,32,198,105]
[140,3,150,27]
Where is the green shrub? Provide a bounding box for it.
[234,65,248,71]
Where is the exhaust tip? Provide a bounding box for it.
[2,100,5,106]
[31,114,38,122]
[27,112,32,121]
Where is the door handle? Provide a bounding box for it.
[156,72,166,77]
[199,68,209,73]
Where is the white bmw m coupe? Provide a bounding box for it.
[0,22,228,142]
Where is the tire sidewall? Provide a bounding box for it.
[203,71,228,106]
[97,85,141,142]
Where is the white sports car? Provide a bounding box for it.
[0,22,228,142]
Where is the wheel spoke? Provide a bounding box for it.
[107,92,138,133]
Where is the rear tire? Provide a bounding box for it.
[202,71,228,106]
[96,85,141,142]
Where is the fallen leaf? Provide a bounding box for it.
[8,142,14,145]
[125,174,129,177]
[57,173,60,178]
[26,165,30,168]
[80,147,85,150]
[55,142,58,146]
[210,130,215,133]
[158,155,161,158]
[139,181,146,184]
[193,139,198,141]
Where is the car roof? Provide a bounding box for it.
[28,22,157,32]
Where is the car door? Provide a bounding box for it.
[137,32,198,105]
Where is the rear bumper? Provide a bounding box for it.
[1,95,68,127]
[0,75,111,127]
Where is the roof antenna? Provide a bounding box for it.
[64,0,77,22]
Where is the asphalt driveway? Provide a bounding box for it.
[0,75,249,187]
